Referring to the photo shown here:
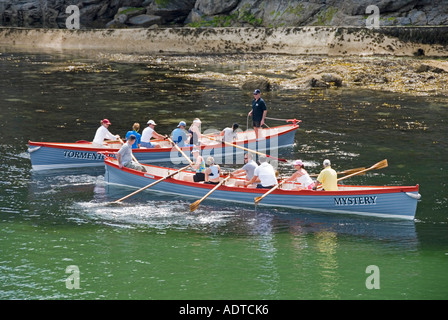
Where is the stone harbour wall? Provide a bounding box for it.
[1,26,447,57]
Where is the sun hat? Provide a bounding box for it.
[147,120,157,125]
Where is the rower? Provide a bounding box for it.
[92,119,120,147]
[312,159,338,191]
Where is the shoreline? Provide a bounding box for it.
[1,26,448,56]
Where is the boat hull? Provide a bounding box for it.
[28,124,298,171]
[104,159,420,220]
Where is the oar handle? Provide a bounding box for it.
[254,180,286,204]
[205,135,287,163]
[167,137,194,165]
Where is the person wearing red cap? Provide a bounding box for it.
[92,119,120,147]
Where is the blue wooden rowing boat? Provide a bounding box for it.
[104,157,421,220]
[28,124,298,171]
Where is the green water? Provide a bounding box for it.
[0,50,447,300]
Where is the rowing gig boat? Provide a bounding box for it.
[28,124,298,171]
[104,157,421,220]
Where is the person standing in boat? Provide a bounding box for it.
[248,89,267,140]
[184,148,206,182]
[232,152,258,187]
[92,119,120,147]
[285,160,315,190]
[117,135,146,172]
[141,120,165,149]
[188,118,202,146]
[125,123,142,149]
[204,156,221,185]
[171,121,190,148]
[313,159,338,191]
[244,155,277,188]
[220,123,239,142]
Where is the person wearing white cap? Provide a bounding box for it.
[188,118,202,145]
[313,159,338,191]
[284,160,315,190]
[171,121,190,147]
[92,119,120,147]
[141,120,165,148]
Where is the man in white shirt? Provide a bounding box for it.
[92,119,119,147]
[244,155,277,188]
[141,120,165,148]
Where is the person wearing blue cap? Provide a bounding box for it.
[248,89,267,139]
[171,120,190,147]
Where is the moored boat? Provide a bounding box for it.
[104,157,421,220]
[28,124,298,171]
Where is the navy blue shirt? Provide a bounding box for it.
[252,97,267,121]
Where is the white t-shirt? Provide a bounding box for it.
[222,127,237,142]
[141,126,154,143]
[92,125,117,146]
[254,162,278,187]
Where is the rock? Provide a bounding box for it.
[128,14,162,27]
[194,0,239,16]
[146,0,195,23]
[309,77,330,88]
[115,6,146,19]
[321,73,343,87]
[241,77,271,92]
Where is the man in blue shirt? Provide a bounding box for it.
[248,89,267,140]
[171,121,189,147]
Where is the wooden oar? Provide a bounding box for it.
[336,159,388,182]
[254,180,286,204]
[309,167,366,177]
[113,164,193,203]
[167,137,194,165]
[204,135,287,163]
[190,175,231,212]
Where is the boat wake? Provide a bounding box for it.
[73,200,236,231]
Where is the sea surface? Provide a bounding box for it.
[0,49,447,300]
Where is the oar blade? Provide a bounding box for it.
[190,200,201,212]
[254,196,263,204]
[372,159,388,170]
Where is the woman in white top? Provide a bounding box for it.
[92,119,119,147]
[285,159,315,190]
[205,156,221,184]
